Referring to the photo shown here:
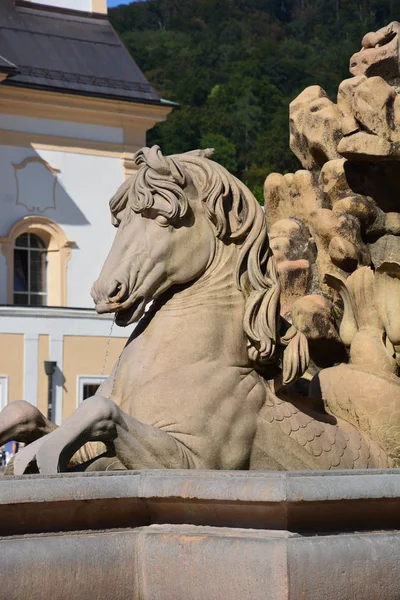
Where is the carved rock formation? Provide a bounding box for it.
[265,22,400,465]
[289,86,343,169]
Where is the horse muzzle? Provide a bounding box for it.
[91,279,130,314]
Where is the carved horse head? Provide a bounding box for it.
[91,145,308,384]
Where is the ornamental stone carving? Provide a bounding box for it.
[1,24,400,472]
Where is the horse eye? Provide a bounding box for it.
[156,215,170,227]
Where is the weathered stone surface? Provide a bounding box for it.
[338,76,400,160]
[3,20,400,600]
[349,21,400,80]
[269,219,313,317]
[264,21,400,462]
[289,86,343,170]
[336,23,400,160]
[2,146,384,476]
[353,76,398,137]
[291,294,347,368]
[337,76,367,136]
[370,234,400,269]
[3,525,398,600]
[374,263,400,345]
[291,295,338,342]
[313,364,400,465]
[288,532,400,600]
[318,158,350,205]
[265,163,370,300]
[3,23,400,482]
[1,470,400,600]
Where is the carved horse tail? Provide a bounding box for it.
[280,324,309,385]
[235,192,309,385]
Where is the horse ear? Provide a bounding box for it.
[184,148,215,159]
[134,145,187,185]
[133,145,168,171]
[168,158,186,186]
[151,145,173,174]
[133,146,150,166]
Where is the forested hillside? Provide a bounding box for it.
[110,0,400,200]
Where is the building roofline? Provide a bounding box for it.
[0,84,174,144]
[0,54,18,74]
[1,79,178,109]
[0,0,167,104]
[14,0,108,19]
[160,98,180,108]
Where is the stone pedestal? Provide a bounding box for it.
[1,469,400,599]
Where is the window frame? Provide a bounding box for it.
[0,376,9,411]
[0,216,73,307]
[13,232,48,306]
[77,375,107,407]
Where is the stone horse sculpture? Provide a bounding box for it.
[0,146,389,474]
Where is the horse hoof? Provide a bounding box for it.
[13,437,45,475]
[36,448,62,475]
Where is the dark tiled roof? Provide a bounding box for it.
[0,0,163,104]
[0,53,17,73]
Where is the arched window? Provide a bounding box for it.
[0,217,73,307]
[14,233,48,306]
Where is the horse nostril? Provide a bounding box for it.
[107,280,121,301]
[107,280,129,304]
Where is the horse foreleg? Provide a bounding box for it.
[18,395,200,474]
[12,434,111,475]
[8,399,111,475]
[0,401,56,447]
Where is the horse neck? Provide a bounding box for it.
[161,240,244,313]
[128,240,249,368]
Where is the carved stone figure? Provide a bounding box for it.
[2,23,400,473]
[0,145,390,473]
[264,21,400,466]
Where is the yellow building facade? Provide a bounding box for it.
[0,0,172,422]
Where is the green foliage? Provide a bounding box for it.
[200,133,238,173]
[110,0,397,198]
[250,184,265,207]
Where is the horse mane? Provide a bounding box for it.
[109,145,309,384]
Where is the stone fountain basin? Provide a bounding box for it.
[1,469,400,600]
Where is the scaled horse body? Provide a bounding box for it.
[0,147,388,474]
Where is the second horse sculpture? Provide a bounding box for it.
[0,146,389,473]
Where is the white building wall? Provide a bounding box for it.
[0,118,125,308]
[0,115,123,144]
[37,149,124,308]
[24,0,92,12]
[0,306,131,337]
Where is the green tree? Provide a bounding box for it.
[200,133,238,173]
[110,0,395,184]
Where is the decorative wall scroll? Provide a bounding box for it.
[13,156,60,213]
